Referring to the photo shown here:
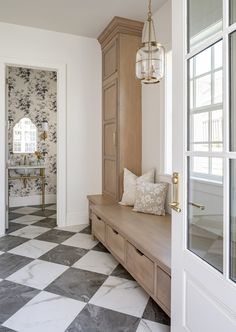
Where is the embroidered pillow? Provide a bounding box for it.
[133,182,168,216]
[119,168,155,206]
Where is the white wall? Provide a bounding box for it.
[142,0,172,212]
[142,0,172,177]
[0,23,102,228]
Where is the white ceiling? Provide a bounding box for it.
[0,0,167,38]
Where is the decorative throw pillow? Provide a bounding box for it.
[119,168,155,206]
[133,182,168,216]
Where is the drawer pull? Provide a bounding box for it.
[135,248,144,256]
[112,229,118,235]
[97,216,102,221]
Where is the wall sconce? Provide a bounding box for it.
[41,120,48,141]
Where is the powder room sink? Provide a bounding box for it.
[8,165,45,176]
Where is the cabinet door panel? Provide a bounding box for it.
[104,80,117,121]
[103,41,117,79]
[104,123,116,157]
[103,159,117,198]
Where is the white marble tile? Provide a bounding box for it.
[62,233,98,250]
[10,225,50,239]
[136,319,170,332]
[11,214,46,225]
[9,239,58,259]
[89,276,149,317]
[7,259,68,290]
[55,224,88,233]
[3,291,86,332]
[73,250,118,275]
[12,207,41,215]
[50,214,57,219]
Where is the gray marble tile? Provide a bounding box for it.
[45,268,107,302]
[92,242,109,253]
[6,223,26,234]
[32,218,57,229]
[142,298,170,326]
[0,280,39,324]
[0,326,16,331]
[8,213,22,221]
[36,229,75,244]
[0,253,33,279]
[12,207,40,215]
[111,264,134,281]
[0,236,29,251]
[79,225,91,235]
[30,210,56,218]
[66,304,140,332]
[40,245,88,266]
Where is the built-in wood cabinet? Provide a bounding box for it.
[88,195,172,316]
[98,17,143,200]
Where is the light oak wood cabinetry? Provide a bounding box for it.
[127,242,155,294]
[88,195,172,316]
[107,225,125,263]
[98,17,143,200]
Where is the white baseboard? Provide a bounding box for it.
[66,211,88,226]
[9,194,56,207]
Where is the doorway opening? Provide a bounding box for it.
[6,65,58,233]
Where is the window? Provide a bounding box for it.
[13,118,37,153]
[189,40,223,181]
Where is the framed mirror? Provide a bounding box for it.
[13,117,37,153]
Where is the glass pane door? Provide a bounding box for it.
[230,0,236,24]
[187,0,236,281]
[188,0,223,51]
[187,0,225,274]
[230,30,236,281]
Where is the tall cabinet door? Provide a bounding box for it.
[103,79,118,199]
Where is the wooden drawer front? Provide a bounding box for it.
[156,267,171,312]
[92,214,106,243]
[103,81,117,121]
[103,41,117,79]
[106,225,125,262]
[104,123,116,157]
[127,242,154,294]
[103,159,117,198]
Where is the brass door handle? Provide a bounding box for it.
[112,132,116,146]
[169,172,181,213]
[169,202,181,213]
[189,202,205,210]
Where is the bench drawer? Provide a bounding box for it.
[106,225,125,262]
[156,267,171,313]
[92,214,106,243]
[126,242,154,294]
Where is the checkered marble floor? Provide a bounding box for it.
[0,205,171,332]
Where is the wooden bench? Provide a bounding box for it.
[87,194,171,316]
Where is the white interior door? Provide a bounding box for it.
[171,0,236,331]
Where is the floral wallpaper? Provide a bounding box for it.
[8,66,57,199]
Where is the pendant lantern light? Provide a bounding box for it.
[136,0,165,84]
